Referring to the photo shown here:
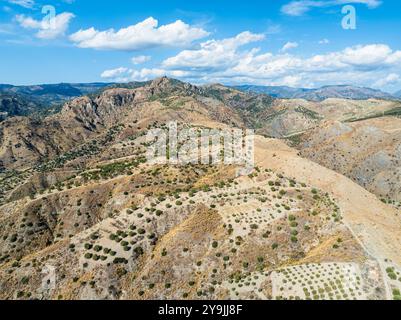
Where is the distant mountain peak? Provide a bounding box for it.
[234,84,396,101]
[394,89,401,98]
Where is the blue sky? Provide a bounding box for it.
[1,0,401,92]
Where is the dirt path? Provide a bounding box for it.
[254,136,401,266]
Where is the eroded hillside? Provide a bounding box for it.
[0,78,400,301]
[298,117,401,205]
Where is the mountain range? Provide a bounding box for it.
[0,77,400,301]
[0,83,113,119]
[234,84,398,101]
[394,90,401,98]
[1,82,400,122]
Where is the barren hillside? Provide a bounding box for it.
[0,78,400,301]
[297,117,401,205]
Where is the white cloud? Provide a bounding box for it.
[281,41,299,52]
[101,67,129,79]
[8,0,34,8]
[70,17,209,51]
[100,29,401,90]
[373,73,400,88]
[100,66,189,82]
[16,15,41,29]
[131,55,151,65]
[131,68,189,81]
[282,0,382,16]
[319,38,330,44]
[162,31,265,71]
[16,12,75,39]
[159,34,401,89]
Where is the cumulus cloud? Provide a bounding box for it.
[373,73,401,88]
[162,31,265,71]
[16,12,75,39]
[281,41,299,52]
[101,67,129,79]
[100,66,189,82]
[131,55,151,65]
[160,34,401,89]
[100,29,401,90]
[131,68,189,81]
[70,17,209,51]
[282,0,382,16]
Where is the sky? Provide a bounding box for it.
[0,0,401,93]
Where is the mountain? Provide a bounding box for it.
[0,82,396,120]
[0,77,400,301]
[234,85,309,99]
[0,83,118,122]
[0,83,114,108]
[235,84,396,101]
[0,93,44,121]
[394,90,401,98]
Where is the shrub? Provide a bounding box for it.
[21,276,30,285]
[90,233,99,240]
[134,247,144,256]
